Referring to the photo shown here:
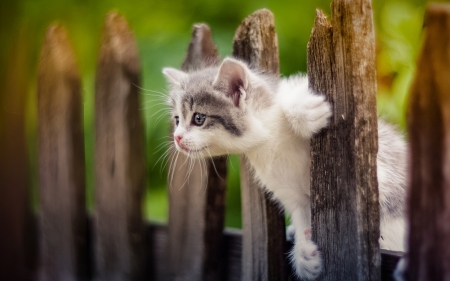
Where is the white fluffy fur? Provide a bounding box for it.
[164,58,406,280]
[245,74,330,279]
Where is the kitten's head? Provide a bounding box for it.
[163,58,265,158]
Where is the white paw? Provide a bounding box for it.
[290,229,322,280]
[282,93,332,139]
[393,256,408,281]
[286,225,296,242]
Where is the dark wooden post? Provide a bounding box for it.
[232,9,288,281]
[308,0,380,280]
[405,4,450,281]
[37,25,87,281]
[167,23,228,281]
[0,26,34,281]
[94,12,146,281]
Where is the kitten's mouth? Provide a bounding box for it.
[176,143,208,154]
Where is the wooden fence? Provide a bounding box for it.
[2,0,450,281]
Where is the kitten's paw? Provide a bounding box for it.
[282,93,332,139]
[290,231,322,280]
[393,256,408,281]
[286,225,296,242]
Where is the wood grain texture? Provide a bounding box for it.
[308,1,380,280]
[405,4,450,281]
[167,23,228,281]
[28,216,401,281]
[94,12,146,281]
[232,9,288,281]
[146,223,399,281]
[37,24,87,281]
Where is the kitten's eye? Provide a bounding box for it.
[175,116,179,126]
[193,113,206,126]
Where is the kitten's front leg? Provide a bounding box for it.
[279,78,332,139]
[289,205,322,280]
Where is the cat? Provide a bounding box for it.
[162,57,407,280]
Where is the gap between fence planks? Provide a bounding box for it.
[232,9,288,281]
[167,24,228,281]
[94,12,146,281]
[405,4,450,281]
[308,0,380,280]
[37,25,88,281]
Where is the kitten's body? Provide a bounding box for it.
[163,58,406,280]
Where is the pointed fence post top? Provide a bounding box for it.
[233,8,279,74]
[181,23,220,71]
[39,24,79,78]
[99,12,140,74]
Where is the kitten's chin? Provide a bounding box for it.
[176,145,227,159]
[175,145,209,159]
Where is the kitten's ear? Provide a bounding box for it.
[213,58,249,107]
[162,67,188,86]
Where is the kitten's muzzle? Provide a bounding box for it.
[174,136,188,151]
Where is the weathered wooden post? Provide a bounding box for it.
[167,23,228,281]
[233,9,288,281]
[405,3,450,281]
[37,25,88,281]
[94,12,146,281]
[0,27,35,281]
[308,0,380,280]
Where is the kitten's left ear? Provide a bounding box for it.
[162,67,188,87]
[213,58,249,107]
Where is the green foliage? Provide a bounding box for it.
[376,0,425,131]
[2,0,446,228]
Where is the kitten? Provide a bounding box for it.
[163,58,407,280]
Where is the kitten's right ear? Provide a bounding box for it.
[213,58,249,108]
[162,67,188,86]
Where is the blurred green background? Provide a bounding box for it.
[0,0,445,228]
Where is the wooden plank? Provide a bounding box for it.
[0,26,35,281]
[167,23,228,281]
[27,214,401,281]
[307,0,380,280]
[37,24,88,281]
[94,12,146,281]
[145,223,398,281]
[232,9,288,281]
[405,4,450,281]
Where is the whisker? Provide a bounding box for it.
[178,151,190,172]
[168,149,180,192]
[154,113,170,127]
[167,152,175,191]
[179,154,193,191]
[221,147,235,171]
[207,148,223,181]
[161,146,175,173]
[140,100,169,107]
[152,146,169,157]
[152,140,172,152]
[201,157,209,196]
[133,83,167,95]
[140,104,170,112]
[153,148,171,171]
[148,107,171,119]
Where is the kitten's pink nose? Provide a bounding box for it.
[175,135,182,144]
